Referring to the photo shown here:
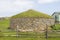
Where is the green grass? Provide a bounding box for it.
[51,24,60,30]
[0,37,46,40]
[4,35,59,40]
[12,9,52,18]
[0,36,60,40]
[0,18,10,30]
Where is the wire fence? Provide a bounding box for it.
[0,30,60,39]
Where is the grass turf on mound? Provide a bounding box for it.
[12,9,52,18]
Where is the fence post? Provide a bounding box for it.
[16,25,19,38]
[45,24,48,39]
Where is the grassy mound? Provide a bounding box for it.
[12,9,52,18]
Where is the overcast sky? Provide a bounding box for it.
[0,0,60,17]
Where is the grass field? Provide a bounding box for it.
[0,36,60,40]
[0,37,46,40]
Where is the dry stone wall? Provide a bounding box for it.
[10,17,55,32]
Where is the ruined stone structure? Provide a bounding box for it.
[10,17,54,32]
[10,10,55,32]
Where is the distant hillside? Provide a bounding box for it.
[12,9,52,18]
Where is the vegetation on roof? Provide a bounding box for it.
[12,9,52,18]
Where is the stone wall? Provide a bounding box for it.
[0,17,5,21]
[10,17,55,32]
